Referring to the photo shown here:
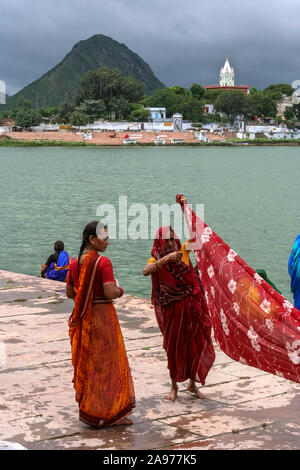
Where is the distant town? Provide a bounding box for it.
[1,58,300,145]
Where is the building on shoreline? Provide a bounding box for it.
[276,94,293,115]
[204,58,250,95]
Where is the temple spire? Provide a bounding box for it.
[220,58,235,87]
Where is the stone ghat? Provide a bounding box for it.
[0,269,300,450]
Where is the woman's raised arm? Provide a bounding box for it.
[143,251,182,276]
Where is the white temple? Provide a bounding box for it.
[220,58,235,87]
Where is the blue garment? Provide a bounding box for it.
[288,235,300,309]
[46,250,70,282]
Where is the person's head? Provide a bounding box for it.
[78,221,109,261]
[152,226,181,258]
[54,240,64,253]
[164,228,178,253]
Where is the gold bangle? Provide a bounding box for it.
[155,260,161,269]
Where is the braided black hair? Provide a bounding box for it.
[77,221,107,274]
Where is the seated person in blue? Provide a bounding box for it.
[288,234,300,310]
[41,240,71,282]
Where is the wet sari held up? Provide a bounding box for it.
[149,227,215,385]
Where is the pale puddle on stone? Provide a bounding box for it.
[161,411,266,438]
[0,440,27,450]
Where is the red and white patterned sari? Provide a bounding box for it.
[177,195,300,383]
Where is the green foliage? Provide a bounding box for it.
[69,110,90,126]
[109,97,133,120]
[129,106,150,122]
[190,83,205,100]
[14,109,41,128]
[168,86,187,96]
[75,67,144,120]
[283,103,300,128]
[17,96,32,110]
[284,106,295,121]
[143,87,204,121]
[76,67,143,105]
[214,90,247,119]
[56,102,76,124]
[0,110,10,120]
[78,99,107,120]
[40,106,60,117]
[292,103,300,119]
[202,89,225,104]
[246,90,277,117]
[263,83,294,100]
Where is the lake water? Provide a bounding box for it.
[0,145,299,301]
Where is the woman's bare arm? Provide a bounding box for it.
[143,251,182,276]
[103,282,124,300]
[66,284,75,299]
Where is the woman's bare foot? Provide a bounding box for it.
[187,381,206,399]
[165,381,178,401]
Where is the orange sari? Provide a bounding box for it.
[68,251,135,427]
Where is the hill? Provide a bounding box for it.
[5,34,164,109]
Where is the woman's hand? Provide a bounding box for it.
[176,194,187,205]
[166,251,183,263]
[118,286,125,297]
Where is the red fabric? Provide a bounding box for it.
[150,226,215,383]
[151,227,199,308]
[177,195,300,383]
[67,256,115,297]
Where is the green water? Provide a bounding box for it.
[0,146,299,301]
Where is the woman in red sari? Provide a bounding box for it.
[143,205,215,401]
[66,221,135,426]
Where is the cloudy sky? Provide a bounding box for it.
[0,0,299,96]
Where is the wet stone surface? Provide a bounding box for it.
[0,269,300,450]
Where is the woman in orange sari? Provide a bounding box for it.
[66,221,135,427]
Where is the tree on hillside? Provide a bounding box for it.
[202,88,225,104]
[143,87,179,114]
[57,102,76,124]
[143,86,204,121]
[214,90,247,120]
[78,100,107,121]
[283,103,300,127]
[40,106,60,122]
[246,89,277,117]
[263,83,294,101]
[17,96,32,110]
[129,105,150,122]
[190,83,205,101]
[15,109,41,129]
[168,86,187,96]
[109,97,133,120]
[75,67,144,118]
[69,110,90,127]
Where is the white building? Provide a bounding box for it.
[276,95,293,115]
[147,107,166,120]
[204,104,214,114]
[220,58,235,87]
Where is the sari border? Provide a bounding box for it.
[79,400,135,428]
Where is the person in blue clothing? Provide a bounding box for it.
[41,240,71,282]
[288,234,300,310]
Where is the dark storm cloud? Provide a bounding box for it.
[0,0,299,96]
